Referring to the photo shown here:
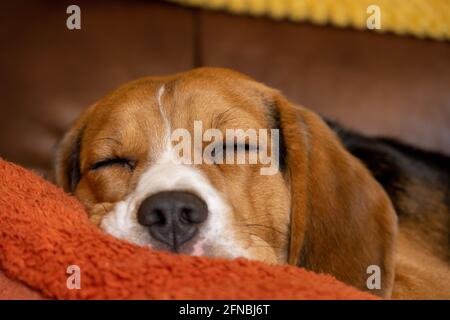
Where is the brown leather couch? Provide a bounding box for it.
[1,0,449,180]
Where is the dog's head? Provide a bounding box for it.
[55,68,397,297]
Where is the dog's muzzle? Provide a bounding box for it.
[137,191,208,252]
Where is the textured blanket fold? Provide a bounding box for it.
[0,158,376,299]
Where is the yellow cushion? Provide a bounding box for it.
[168,0,450,41]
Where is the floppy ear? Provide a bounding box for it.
[54,112,89,193]
[272,92,397,298]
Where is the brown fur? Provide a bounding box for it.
[392,179,450,299]
[55,67,448,299]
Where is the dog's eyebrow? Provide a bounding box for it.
[157,84,172,136]
[92,137,123,146]
[212,107,239,128]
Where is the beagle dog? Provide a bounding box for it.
[54,68,449,299]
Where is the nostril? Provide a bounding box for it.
[137,199,169,226]
[137,191,209,250]
[150,209,166,225]
[179,208,191,224]
[182,206,208,224]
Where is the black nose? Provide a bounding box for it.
[137,191,208,251]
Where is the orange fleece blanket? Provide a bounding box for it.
[0,158,376,299]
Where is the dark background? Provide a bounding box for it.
[1,0,449,179]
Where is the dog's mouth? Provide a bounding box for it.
[99,200,285,265]
[177,237,213,257]
[142,234,211,256]
[99,199,237,259]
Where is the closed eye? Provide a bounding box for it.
[209,143,258,159]
[90,158,136,171]
[224,143,259,152]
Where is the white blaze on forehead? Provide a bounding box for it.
[156,84,171,149]
[101,84,250,259]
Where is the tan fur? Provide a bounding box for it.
[274,96,397,297]
[55,67,449,299]
[392,180,450,299]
